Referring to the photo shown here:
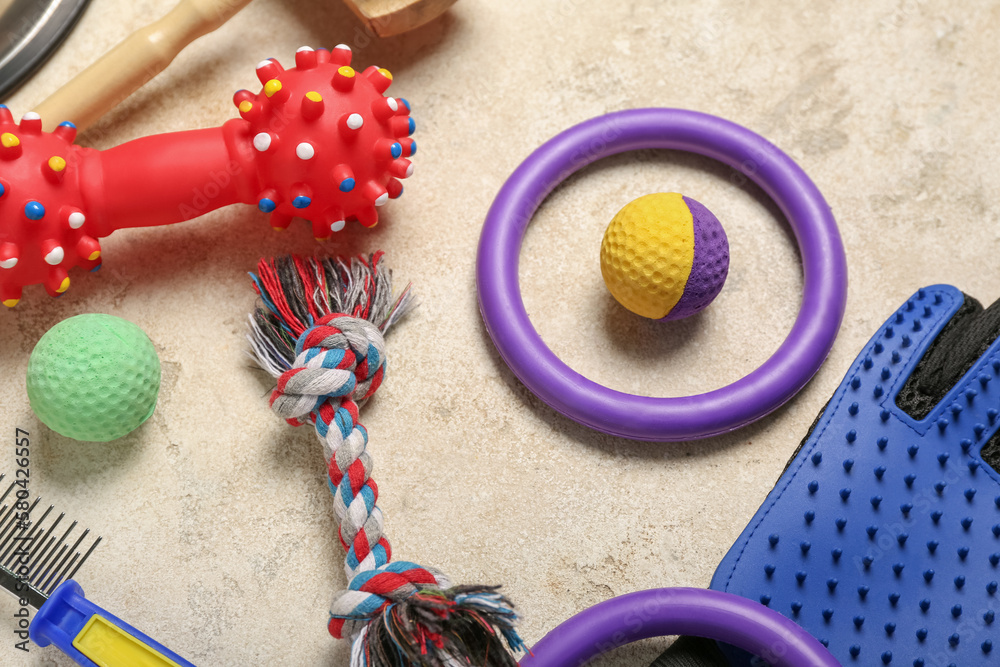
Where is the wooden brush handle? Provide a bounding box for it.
[31,0,457,133]
[33,0,253,132]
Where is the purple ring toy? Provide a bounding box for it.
[518,588,841,667]
[477,108,848,441]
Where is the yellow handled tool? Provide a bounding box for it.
[0,476,196,666]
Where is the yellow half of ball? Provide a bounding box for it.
[600,192,695,319]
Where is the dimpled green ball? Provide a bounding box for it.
[27,314,161,442]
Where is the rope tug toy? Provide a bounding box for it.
[0,44,415,306]
[246,253,524,667]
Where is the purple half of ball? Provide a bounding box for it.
[662,196,730,321]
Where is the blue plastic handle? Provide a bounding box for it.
[29,580,197,667]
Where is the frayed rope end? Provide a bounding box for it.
[341,585,526,667]
[248,253,414,379]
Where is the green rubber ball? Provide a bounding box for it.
[27,314,161,442]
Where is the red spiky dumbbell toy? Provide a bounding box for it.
[0,45,415,307]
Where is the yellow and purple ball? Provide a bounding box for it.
[600,192,729,321]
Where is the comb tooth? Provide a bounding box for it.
[9,505,53,565]
[0,517,21,550]
[0,494,40,549]
[31,512,66,562]
[34,543,68,590]
[0,490,22,536]
[45,532,97,594]
[45,552,79,594]
[29,520,74,581]
[64,536,100,584]
[0,489,24,527]
[0,496,39,553]
[28,513,63,569]
[4,505,53,567]
[0,479,16,505]
[26,536,55,583]
[0,481,100,598]
[40,529,88,593]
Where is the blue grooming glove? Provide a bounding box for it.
[709,285,1000,666]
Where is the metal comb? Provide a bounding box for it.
[0,474,101,609]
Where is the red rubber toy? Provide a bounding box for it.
[0,45,415,306]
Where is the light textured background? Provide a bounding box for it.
[2,0,999,664]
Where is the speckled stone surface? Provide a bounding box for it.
[1,0,999,665]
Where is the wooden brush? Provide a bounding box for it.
[344,0,457,37]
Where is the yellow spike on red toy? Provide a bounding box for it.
[0,132,22,159]
[332,66,356,92]
[0,287,21,308]
[263,79,288,103]
[76,236,101,261]
[270,211,293,231]
[45,269,69,296]
[311,218,332,241]
[301,91,324,121]
[364,66,392,94]
[44,155,67,182]
[1,283,21,307]
[355,206,378,228]
[238,99,260,121]
[233,88,254,107]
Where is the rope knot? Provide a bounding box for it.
[329,562,525,662]
[269,314,387,425]
[328,561,445,639]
